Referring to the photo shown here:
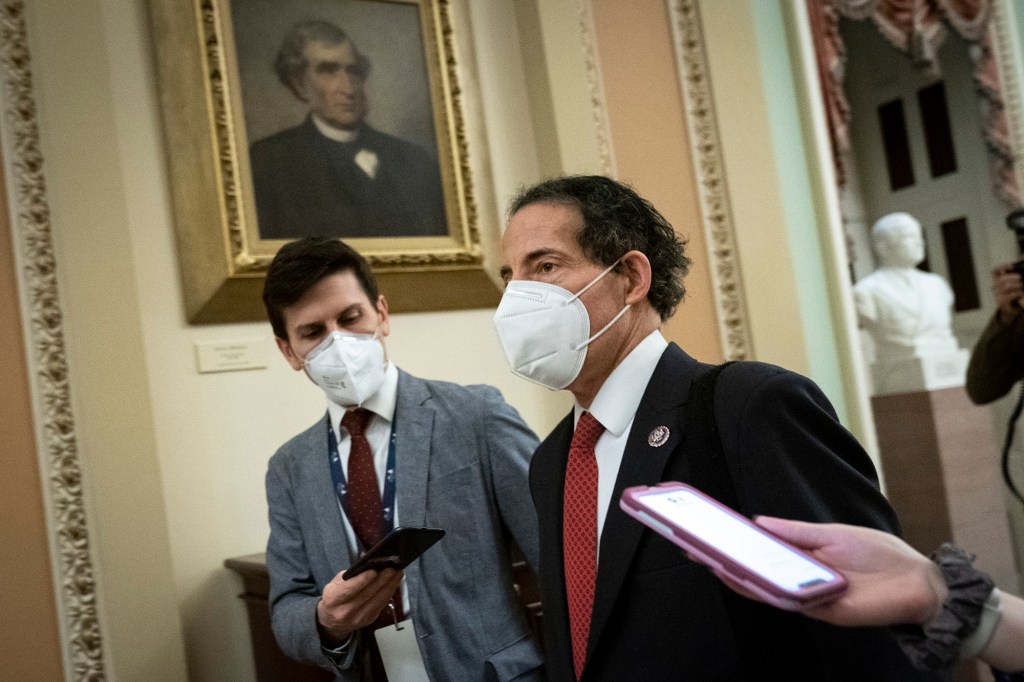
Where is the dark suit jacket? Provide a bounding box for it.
[250,118,447,239]
[531,344,947,681]
[966,310,1024,404]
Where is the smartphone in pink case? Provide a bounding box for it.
[619,482,847,610]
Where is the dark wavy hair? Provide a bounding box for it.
[508,175,690,320]
[262,237,379,340]
[274,20,371,100]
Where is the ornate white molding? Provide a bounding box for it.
[667,0,753,361]
[0,2,107,680]
[992,0,1024,196]
[578,0,615,176]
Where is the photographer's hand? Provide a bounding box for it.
[991,263,1024,320]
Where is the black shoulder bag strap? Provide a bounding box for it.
[1000,385,1024,506]
[687,361,740,507]
[685,361,816,678]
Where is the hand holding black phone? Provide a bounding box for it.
[343,526,445,580]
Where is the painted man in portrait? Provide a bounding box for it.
[250,20,447,240]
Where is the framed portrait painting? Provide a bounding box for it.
[149,0,498,322]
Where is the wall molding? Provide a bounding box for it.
[578,0,615,176]
[666,0,753,361]
[0,2,107,680]
[992,0,1024,194]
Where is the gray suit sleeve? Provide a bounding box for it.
[265,454,357,674]
[477,386,542,571]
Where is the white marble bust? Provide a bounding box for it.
[853,212,966,394]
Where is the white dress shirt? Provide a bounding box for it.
[311,115,379,178]
[573,330,668,550]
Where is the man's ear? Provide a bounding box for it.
[620,250,652,306]
[376,295,391,338]
[276,336,304,371]
[290,77,310,104]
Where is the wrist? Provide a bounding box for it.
[316,599,353,646]
[916,560,949,626]
[960,589,1002,660]
[893,544,996,671]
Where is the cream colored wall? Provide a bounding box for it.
[591,0,722,363]
[27,0,572,680]
[698,1,812,375]
[0,149,64,681]
[25,0,190,679]
[22,0,874,679]
[530,2,610,176]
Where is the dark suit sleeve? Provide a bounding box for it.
[717,365,946,680]
[717,365,897,529]
[476,386,542,572]
[966,311,1024,405]
[265,452,357,674]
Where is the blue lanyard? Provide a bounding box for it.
[326,411,398,550]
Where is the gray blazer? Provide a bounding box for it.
[265,370,544,681]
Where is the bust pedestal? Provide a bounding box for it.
[872,386,1018,682]
[871,386,1019,593]
[870,349,970,396]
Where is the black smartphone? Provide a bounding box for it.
[342,526,445,580]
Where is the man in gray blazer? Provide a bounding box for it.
[262,237,543,681]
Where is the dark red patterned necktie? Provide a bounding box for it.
[341,408,383,549]
[563,411,605,680]
[341,409,400,682]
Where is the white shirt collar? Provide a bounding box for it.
[326,361,399,428]
[311,114,360,143]
[574,330,668,436]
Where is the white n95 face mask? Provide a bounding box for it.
[303,331,386,407]
[493,260,629,390]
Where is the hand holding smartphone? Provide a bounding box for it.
[619,482,847,610]
[343,527,445,580]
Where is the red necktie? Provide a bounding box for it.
[341,409,400,682]
[341,408,383,549]
[563,411,605,680]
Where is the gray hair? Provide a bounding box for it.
[508,175,690,321]
[274,20,370,99]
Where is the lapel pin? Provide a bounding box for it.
[648,426,670,448]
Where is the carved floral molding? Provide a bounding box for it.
[667,0,753,361]
[0,1,106,679]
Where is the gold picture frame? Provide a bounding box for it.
[149,0,498,323]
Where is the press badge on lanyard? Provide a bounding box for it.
[376,618,429,682]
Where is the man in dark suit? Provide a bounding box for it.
[251,21,446,240]
[263,237,542,681]
[493,175,945,681]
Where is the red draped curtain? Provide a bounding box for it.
[807,0,1020,208]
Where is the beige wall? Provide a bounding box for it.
[0,148,64,682]
[592,0,723,362]
[13,0,862,680]
[23,0,571,679]
[23,0,191,678]
[590,0,812,373]
[699,0,811,374]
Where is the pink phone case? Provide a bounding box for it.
[619,482,847,610]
